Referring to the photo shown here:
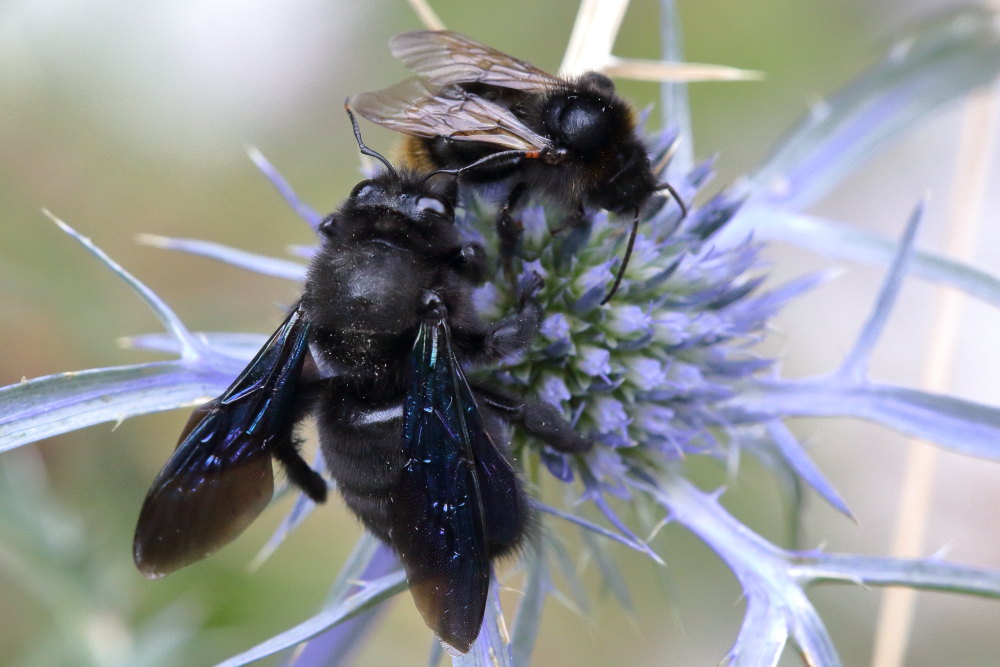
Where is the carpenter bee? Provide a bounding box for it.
[133,109,591,654]
[350,30,687,303]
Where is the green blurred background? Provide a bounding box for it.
[2,0,999,665]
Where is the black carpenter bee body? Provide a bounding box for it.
[132,113,590,654]
[351,30,686,302]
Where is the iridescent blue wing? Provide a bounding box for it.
[134,306,312,578]
[391,314,502,654]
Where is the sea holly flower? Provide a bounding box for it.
[3,2,1000,666]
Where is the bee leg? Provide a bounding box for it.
[270,433,328,503]
[496,182,527,282]
[474,385,592,454]
[553,205,592,269]
[473,271,544,361]
[268,374,328,504]
[549,204,587,235]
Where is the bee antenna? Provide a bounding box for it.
[426,149,534,181]
[601,183,689,304]
[422,170,458,186]
[344,99,399,180]
[601,208,640,305]
[656,180,689,220]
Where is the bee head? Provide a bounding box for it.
[319,103,459,249]
[319,170,458,251]
[592,145,658,213]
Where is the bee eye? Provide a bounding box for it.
[542,93,611,159]
[416,195,453,220]
[349,180,376,201]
